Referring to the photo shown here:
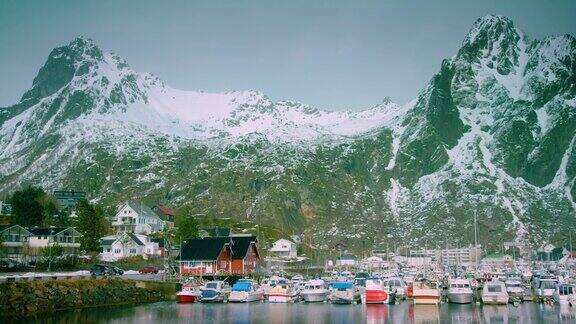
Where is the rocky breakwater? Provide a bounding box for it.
[0,278,165,318]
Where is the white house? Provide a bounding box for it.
[360,256,388,270]
[100,232,161,260]
[269,239,297,259]
[28,227,82,255]
[111,201,164,235]
[1,225,32,259]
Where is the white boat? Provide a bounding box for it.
[301,279,329,302]
[176,283,201,303]
[228,279,264,303]
[448,278,474,304]
[412,280,441,305]
[199,280,231,303]
[383,277,407,300]
[329,281,360,304]
[504,280,524,302]
[536,277,557,302]
[482,280,509,305]
[261,275,283,299]
[268,279,300,303]
[554,284,576,305]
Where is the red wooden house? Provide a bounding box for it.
[178,235,259,275]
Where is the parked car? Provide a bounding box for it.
[90,264,115,276]
[139,266,159,274]
[110,265,124,275]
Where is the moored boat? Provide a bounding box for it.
[412,280,441,305]
[268,279,300,303]
[504,280,524,303]
[199,280,231,303]
[329,281,360,304]
[177,283,201,303]
[554,283,576,306]
[482,280,509,305]
[362,278,395,304]
[228,279,264,303]
[448,278,474,304]
[301,279,329,303]
[383,277,407,300]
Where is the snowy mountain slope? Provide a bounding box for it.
[0,15,575,251]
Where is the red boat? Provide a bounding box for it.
[177,283,201,303]
[362,278,394,304]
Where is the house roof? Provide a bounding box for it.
[101,239,115,246]
[155,205,176,216]
[152,238,166,248]
[126,233,144,246]
[178,237,232,261]
[337,254,356,260]
[0,224,31,233]
[230,236,258,259]
[28,227,70,236]
[123,201,160,220]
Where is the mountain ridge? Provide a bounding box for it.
[1,15,575,251]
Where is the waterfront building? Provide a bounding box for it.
[100,232,161,260]
[178,235,259,275]
[335,254,357,268]
[0,225,31,259]
[111,201,164,235]
[269,239,297,259]
[28,226,82,255]
[360,256,389,270]
[481,253,514,269]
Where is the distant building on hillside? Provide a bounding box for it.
[112,201,164,235]
[269,239,297,259]
[27,226,82,255]
[152,205,176,228]
[53,190,86,210]
[100,232,161,260]
[0,201,12,216]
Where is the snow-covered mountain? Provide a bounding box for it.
[1,15,575,250]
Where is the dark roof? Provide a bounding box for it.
[178,237,232,261]
[28,227,69,236]
[0,224,14,231]
[127,233,144,246]
[151,238,165,248]
[230,236,258,260]
[204,227,231,237]
[101,239,115,246]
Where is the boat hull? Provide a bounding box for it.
[363,290,393,304]
[228,291,263,303]
[268,293,296,303]
[302,291,328,303]
[482,295,509,305]
[330,292,360,304]
[413,295,441,305]
[448,292,474,304]
[177,294,198,303]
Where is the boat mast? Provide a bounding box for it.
[474,210,478,271]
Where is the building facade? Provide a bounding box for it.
[112,201,164,234]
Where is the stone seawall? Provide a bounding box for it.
[0,278,169,318]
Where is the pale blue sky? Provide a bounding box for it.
[1,0,575,110]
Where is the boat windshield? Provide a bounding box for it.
[507,283,521,288]
[560,286,574,295]
[539,281,557,290]
[451,283,470,289]
[487,285,502,293]
[333,282,353,290]
[206,283,218,289]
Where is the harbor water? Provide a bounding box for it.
[9,301,576,324]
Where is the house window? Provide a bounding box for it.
[106,249,111,252]
[37,236,41,239]
[114,249,121,254]
[129,248,136,254]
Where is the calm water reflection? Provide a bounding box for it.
[7,301,576,323]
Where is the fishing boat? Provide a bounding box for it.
[554,283,576,306]
[362,278,395,304]
[228,279,264,303]
[199,280,231,303]
[300,279,329,302]
[482,280,509,305]
[536,277,558,302]
[412,280,441,305]
[329,281,360,304]
[383,277,407,300]
[261,275,282,299]
[177,283,201,303]
[447,278,474,304]
[268,279,300,303]
[504,279,524,303]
